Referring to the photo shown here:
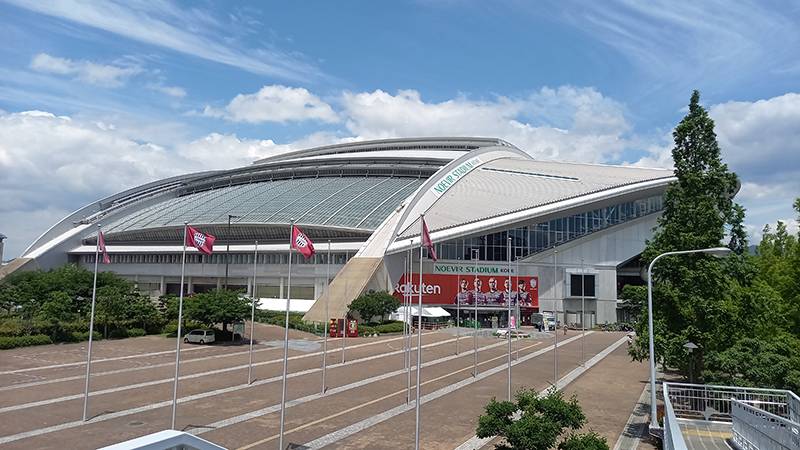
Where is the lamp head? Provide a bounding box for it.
[703,247,732,258]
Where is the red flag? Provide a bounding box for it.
[421,217,437,261]
[98,230,111,264]
[291,225,316,259]
[186,225,216,255]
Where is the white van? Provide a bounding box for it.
[183,329,215,344]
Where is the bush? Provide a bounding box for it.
[375,321,405,334]
[0,318,25,337]
[358,325,376,336]
[0,334,53,349]
[127,328,146,337]
[68,331,102,342]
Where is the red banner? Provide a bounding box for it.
[394,273,538,308]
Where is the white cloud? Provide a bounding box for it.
[146,83,187,98]
[711,93,800,179]
[340,86,631,163]
[204,85,339,124]
[30,53,142,88]
[630,92,800,243]
[0,110,317,258]
[8,0,322,81]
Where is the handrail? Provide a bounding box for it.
[666,381,797,395]
[731,398,800,450]
[788,390,800,424]
[663,383,689,450]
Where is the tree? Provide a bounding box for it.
[476,388,608,450]
[183,289,251,333]
[727,203,748,254]
[559,432,609,450]
[348,290,400,324]
[631,90,741,376]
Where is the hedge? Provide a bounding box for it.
[358,325,376,336]
[0,334,53,349]
[375,322,405,334]
[127,328,146,337]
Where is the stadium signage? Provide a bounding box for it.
[433,263,516,275]
[430,156,482,197]
[394,273,539,306]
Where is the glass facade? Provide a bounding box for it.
[436,194,663,262]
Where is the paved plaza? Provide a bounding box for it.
[0,327,650,449]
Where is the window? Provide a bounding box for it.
[570,274,595,297]
[435,194,664,261]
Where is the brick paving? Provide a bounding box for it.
[0,327,647,450]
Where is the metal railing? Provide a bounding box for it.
[789,391,800,424]
[731,399,800,450]
[663,383,689,450]
[665,382,796,422]
[662,382,800,450]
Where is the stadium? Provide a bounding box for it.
[14,137,674,327]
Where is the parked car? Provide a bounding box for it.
[494,329,531,338]
[183,329,215,344]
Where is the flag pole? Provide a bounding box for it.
[553,248,558,387]
[406,246,412,404]
[322,240,330,394]
[279,220,295,450]
[456,257,460,355]
[581,257,585,367]
[82,223,102,421]
[171,222,188,430]
[472,248,478,377]
[507,236,512,401]
[414,214,424,450]
[248,240,258,385]
[402,251,408,370]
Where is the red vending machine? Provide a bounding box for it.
[346,319,358,337]
[329,318,340,337]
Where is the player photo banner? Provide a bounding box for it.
[393,273,538,308]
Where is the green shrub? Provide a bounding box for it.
[0,334,53,349]
[358,325,376,336]
[375,321,405,334]
[0,318,25,337]
[127,328,146,337]
[68,331,102,342]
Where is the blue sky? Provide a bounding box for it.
[1,0,799,258]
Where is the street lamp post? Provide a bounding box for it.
[647,247,731,431]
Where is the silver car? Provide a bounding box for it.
[183,329,215,344]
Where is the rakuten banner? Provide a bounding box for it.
[394,273,538,307]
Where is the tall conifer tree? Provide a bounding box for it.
[631,91,740,376]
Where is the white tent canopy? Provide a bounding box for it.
[257,298,315,313]
[391,306,451,323]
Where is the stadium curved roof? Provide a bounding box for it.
[23,137,511,255]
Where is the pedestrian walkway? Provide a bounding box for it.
[678,420,731,450]
[561,342,650,446]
